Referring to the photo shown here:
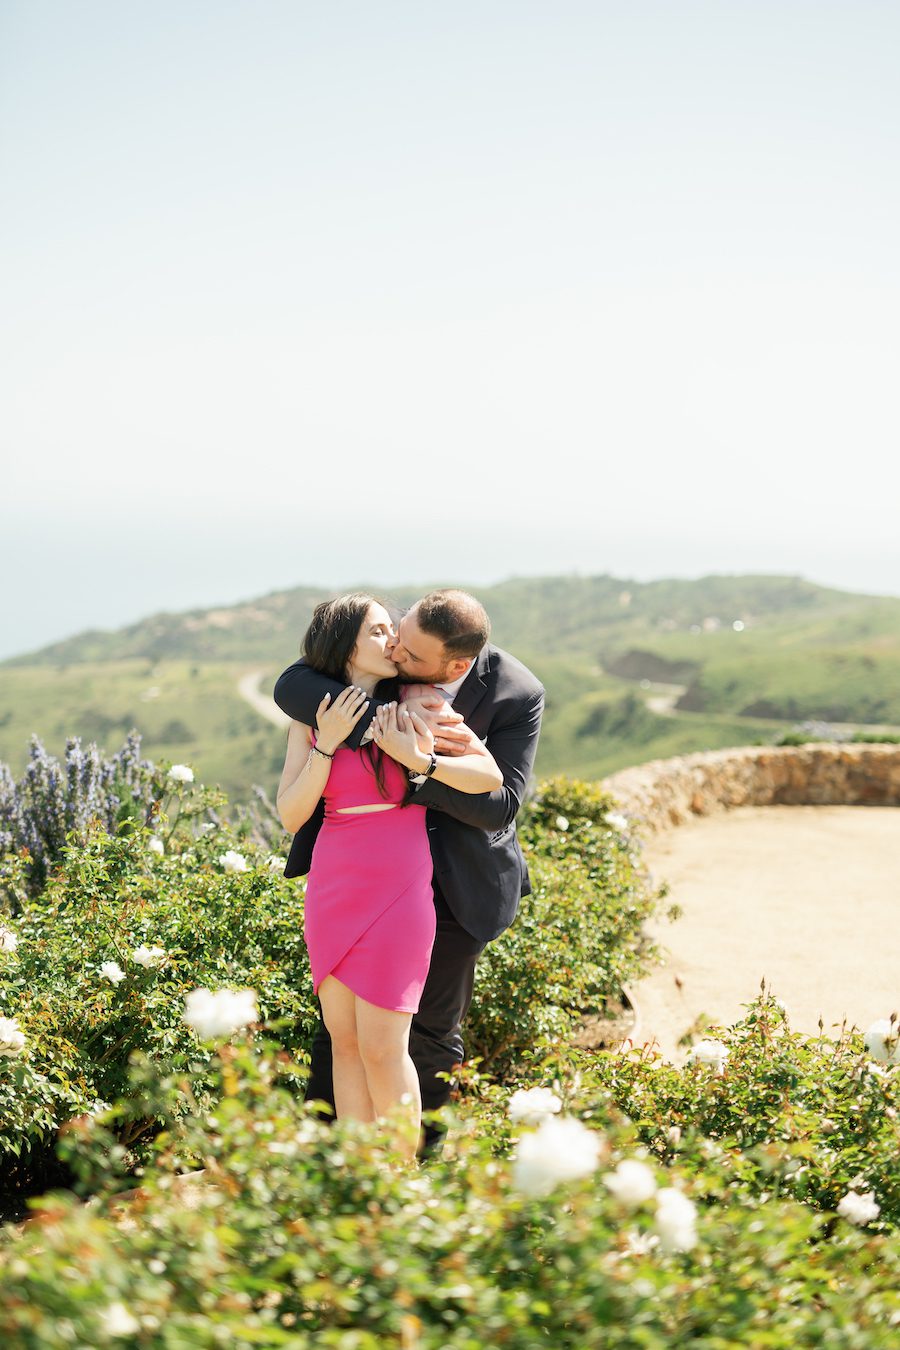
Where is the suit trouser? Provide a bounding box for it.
[304,881,486,1119]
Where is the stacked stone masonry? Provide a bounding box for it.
[602,744,900,835]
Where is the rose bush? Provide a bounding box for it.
[1,749,899,1344]
[494,989,900,1232]
[0,814,314,1209]
[467,778,666,1075]
[1,1041,898,1348]
[0,765,664,1209]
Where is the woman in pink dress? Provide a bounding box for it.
[276,594,502,1157]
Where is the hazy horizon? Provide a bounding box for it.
[4,561,899,665]
[3,2,899,659]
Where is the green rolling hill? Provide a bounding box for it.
[2,574,899,804]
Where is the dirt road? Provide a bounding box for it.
[237,670,290,730]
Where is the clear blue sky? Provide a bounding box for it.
[2,1,899,657]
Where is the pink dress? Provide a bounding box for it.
[303,742,435,1013]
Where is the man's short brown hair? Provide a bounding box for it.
[414,589,491,660]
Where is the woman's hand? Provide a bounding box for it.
[314,686,370,754]
[373,702,434,771]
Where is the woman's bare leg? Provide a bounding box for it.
[317,976,375,1123]
[355,998,421,1157]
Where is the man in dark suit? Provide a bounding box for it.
[273,589,544,1128]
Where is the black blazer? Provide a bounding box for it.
[273,645,544,944]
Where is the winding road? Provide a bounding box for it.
[237,670,290,730]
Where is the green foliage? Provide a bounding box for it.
[466,779,663,1076]
[676,644,900,724]
[776,729,900,748]
[0,773,660,1201]
[0,804,314,1185]
[1,758,899,1344]
[0,662,286,806]
[507,990,900,1231]
[4,573,900,803]
[1,1043,898,1348]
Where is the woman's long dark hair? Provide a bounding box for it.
[301,593,399,800]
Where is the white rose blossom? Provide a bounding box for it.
[624,1230,660,1257]
[168,764,194,784]
[604,1159,658,1209]
[554,815,570,832]
[508,1086,563,1126]
[99,1303,141,1337]
[266,854,285,872]
[132,944,166,968]
[687,1039,729,1073]
[863,1020,900,1066]
[219,850,249,873]
[605,812,630,832]
[0,1015,26,1056]
[147,836,165,856]
[837,1190,881,1226]
[99,961,126,985]
[654,1187,698,1252]
[183,987,258,1040]
[511,1115,601,1197]
[0,926,18,954]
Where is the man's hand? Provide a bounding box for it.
[433,724,481,756]
[403,694,477,757]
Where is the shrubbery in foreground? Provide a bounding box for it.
[1,743,898,1345]
[0,813,312,1182]
[1,1037,898,1348]
[468,776,666,1074]
[0,761,660,1195]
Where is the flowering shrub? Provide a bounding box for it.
[467,778,666,1074]
[1,1043,898,1347]
[565,991,900,1231]
[1,753,899,1342]
[0,765,663,1207]
[0,819,314,1207]
[0,734,158,896]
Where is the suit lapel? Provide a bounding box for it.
[451,646,492,724]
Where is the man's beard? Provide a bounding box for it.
[396,665,450,685]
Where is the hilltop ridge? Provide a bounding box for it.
[4,571,888,668]
[2,572,899,802]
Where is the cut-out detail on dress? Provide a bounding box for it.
[335,802,397,814]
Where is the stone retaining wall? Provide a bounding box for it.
[602,744,900,835]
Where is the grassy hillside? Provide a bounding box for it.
[2,573,898,803]
[11,572,883,665]
[0,661,287,803]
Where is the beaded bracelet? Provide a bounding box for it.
[310,745,334,760]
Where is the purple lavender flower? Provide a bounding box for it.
[0,732,158,895]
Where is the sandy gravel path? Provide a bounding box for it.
[635,805,898,1060]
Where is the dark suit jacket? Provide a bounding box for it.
[273,645,544,944]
